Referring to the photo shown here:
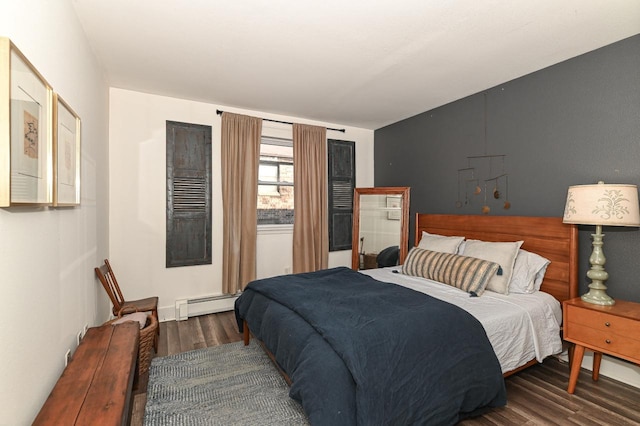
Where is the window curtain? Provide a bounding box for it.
[221,112,262,294]
[292,123,328,273]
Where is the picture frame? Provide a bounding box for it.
[53,94,81,206]
[386,195,402,220]
[0,37,53,207]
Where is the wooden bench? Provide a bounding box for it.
[33,322,139,425]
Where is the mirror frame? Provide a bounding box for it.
[351,187,410,270]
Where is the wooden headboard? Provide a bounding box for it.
[415,214,579,303]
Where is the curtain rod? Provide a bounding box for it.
[216,109,345,133]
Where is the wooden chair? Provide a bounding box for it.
[95,259,159,351]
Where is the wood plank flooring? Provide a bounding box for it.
[131,311,640,425]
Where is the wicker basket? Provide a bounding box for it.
[106,307,158,376]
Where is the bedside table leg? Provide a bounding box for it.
[592,352,602,381]
[567,343,574,370]
[568,344,585,394]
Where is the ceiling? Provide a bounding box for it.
[72,0,640,130]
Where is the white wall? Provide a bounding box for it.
[109,88,374,321]
[0,0,109,423]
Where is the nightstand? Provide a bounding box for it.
[563,297,640,394]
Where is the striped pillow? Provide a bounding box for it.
[401,247,500,296]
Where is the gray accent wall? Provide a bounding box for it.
[374,34,640,302]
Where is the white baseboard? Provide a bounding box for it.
[158,305,177,322]
[158,296,237,322]
[558,350,640,389]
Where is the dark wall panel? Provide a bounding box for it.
[374,34,640,302]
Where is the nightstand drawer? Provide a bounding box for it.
[566,322,640,361]
[566,304,640,335]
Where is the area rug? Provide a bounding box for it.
[144,340,309,425]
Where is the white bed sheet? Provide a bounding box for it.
[361,267,563,373]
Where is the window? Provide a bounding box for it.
[258,137,294,225]
[256,136,356,236]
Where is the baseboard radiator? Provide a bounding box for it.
[175,294,238,321]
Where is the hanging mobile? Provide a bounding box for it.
[481,182,490,214]
[494,156,504,199]
[473,168,481,195]
[503,175,511,210]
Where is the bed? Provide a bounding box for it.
[234,214,578,425]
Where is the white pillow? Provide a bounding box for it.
[460,239,524,295]
[510,249,551,294]
[531,263,550,292]
[417,231,465,254]
[456,240,466,254]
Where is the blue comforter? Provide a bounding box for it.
[234,267,506,425]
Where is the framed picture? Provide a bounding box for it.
[0,38,53,207]
[386,195,402,220]
[53,94,81,206]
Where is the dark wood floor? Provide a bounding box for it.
[131,311,640,426]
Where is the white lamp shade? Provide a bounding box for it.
[563,182,640,226]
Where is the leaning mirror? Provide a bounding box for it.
[351,187,410,270]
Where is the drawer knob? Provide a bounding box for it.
[605,322,610,327]
[606,339,611,344]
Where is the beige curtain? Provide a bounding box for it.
[292,124,328,273]
[221,112,262,294]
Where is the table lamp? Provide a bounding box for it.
[562,181,640,305]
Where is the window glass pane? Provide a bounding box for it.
[258,184,280,196]
[280,164,293,183]
[258,138,294,225]
[259,164,278,183]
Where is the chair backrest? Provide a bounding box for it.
[95,259,125,312]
